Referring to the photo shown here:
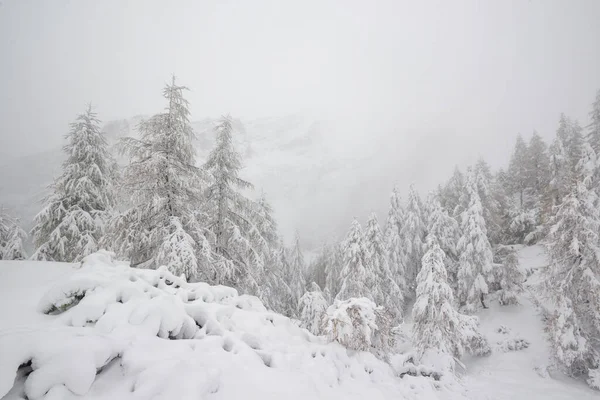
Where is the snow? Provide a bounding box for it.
[0,245,598,399]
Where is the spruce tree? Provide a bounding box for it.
[298,282,328,335]
[588,89,600,155]
[384,188,408,296]
[456,170,494,313]
[0,209,27,260]
[542,143,600,382]
[204,115,271,294]
[400,185,426,296]
[426,197,460,286]
[413,239,489,370]
[337,218,375,301]
[106,78,210,282]
[324,242,344,300]
[32,105,115,262]
[286,232,307,306]
[365,212,403,320]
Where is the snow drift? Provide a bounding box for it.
[0,252,452,400]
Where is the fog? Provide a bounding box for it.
[1,0,600,246]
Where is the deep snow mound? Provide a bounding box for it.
[0,252,452,400]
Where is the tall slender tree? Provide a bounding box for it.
[337,218,375,301]
[400,185,426,296]
[384,188,408,295]
[32,105,115,262]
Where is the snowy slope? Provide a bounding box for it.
[0,253,451,400]
[1,246,597,399]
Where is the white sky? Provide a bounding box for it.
[1,0,600,244]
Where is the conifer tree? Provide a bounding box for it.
[400,185,426,295]
[494,246,523,305]
[106,78,210,282]
[588,89,600,155]
[542,143,600,382]
[384,188,408,295]
[507,134,530,209]
[413,239,489,370]
[203,115,271,294]
[426,197,460,286]
[441,167,466,218]
[286,232,307,305]
[32,105,115,262]
[262,245,294,315]
[324,242,344,300]
[298,282,328,335]
[0,209,27,260]
[456,170,494,313]
[337,218,375,301]
[365,212,403,320]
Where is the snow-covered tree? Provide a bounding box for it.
[324,242,344,300]
[541,143,600,383]
[0,209,27,260]
[494,246,523,305]
[286,232,307,305]
[106,78,211,282]
[298,282,328,335]
[507,135,530,209]
[588,89,600,156]
[426,197,460,286]
[456,170,494,313]
[412,239,489,371]
[364,212,403,320]
[474,158,502,245]
[384,188,408,296]
[32,105,115,262]
[400,185,426,296]
[324,297,393,353]
[263,243,295,316]
[337,219,375,301]
[440,167,466,218]
[203,115,273,295]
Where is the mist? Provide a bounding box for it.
[1,0,600,246]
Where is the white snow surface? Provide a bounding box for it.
[0,245,598,399]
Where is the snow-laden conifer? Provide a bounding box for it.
[298,282,328,335]
[456,170,494,313]
[324,242,344,300]
[106,78,209,281]
[412,238,489,371]
[337,219,375,301]
[384,188,408,296]
[399,185,426,295]
[0,209,27,260]
[425,197,460,285]
[286,232,307,306]
[32,105,115,262]
[365,212,403,320]
[541,143,600,383]
[494,246,523,305]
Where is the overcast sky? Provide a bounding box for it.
[1,0,600,244]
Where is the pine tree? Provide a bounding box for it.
[440,167,466,218]
[384,188,408,295]
[425,197,460,286]
[507,134,530,209]
[456,170,494,313]
[400,185,426,296]
[474,158,502,245]
[542,143,600,381]
[0,209,27,260]
[32,105,115,262]
[365,212,403,320]
[286,232,307,305]
[588,89,600,155]
[412,239,489,371]
[324,242,344,300]
[527,132,551,217]
[106,78,210,282]
[203,115,273,294]
[337,219,375,301]
[494,246,523,305]
[298,282,328,335]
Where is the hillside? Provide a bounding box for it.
[0,246,597,399]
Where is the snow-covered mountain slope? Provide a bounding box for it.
[0,252,452,400]
[0,245,598,399]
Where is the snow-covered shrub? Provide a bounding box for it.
[298,282,328,335]
[324,297,392,353]
[495,338,530,352]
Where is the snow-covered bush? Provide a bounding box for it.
[324,297,392,353]
[298,282,328,335]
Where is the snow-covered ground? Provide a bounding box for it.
[0,245,597,399]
